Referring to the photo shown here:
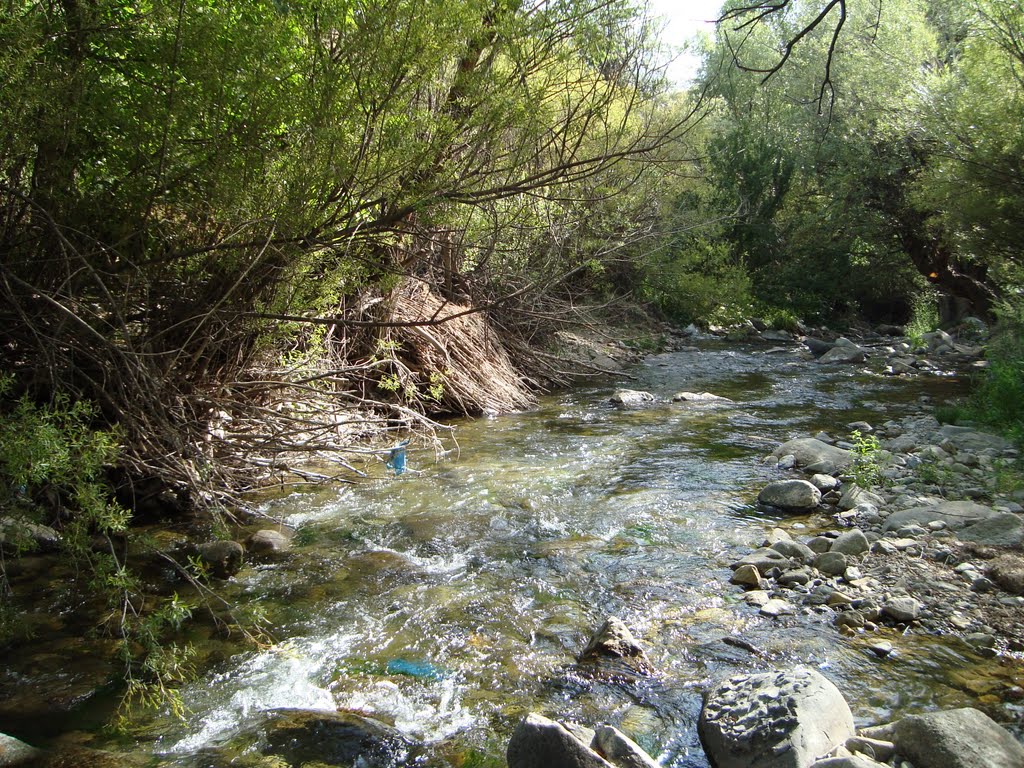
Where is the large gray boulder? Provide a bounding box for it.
[507,714,613,768]
[771,439,854,474]
[699,667,855,768]
[883,501,997,533]
[891,707,1024,768]
[956,513,1024,548]
[758,480,822,512]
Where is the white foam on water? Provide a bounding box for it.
[166,633,357,754]
[335,677,475,743]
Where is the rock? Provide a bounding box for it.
[810,474,841,493]
[699,667,855,768]
[804,338,835,358]
[578,617,654,675]
[744,590,771,607]
[835,611,865,629]
[760,598,796,617]
[731,548,791,572]
[0,732,41,766]
[957,513,1024,548]
[507,713,613,768]
[818,346,866,364]
[868,640,893,658]
[591,725,660,768]
[938,424,1009,453]
[814,551,848,577]
[245,529,292,555]
[672,391,731,403]
[771,540,816,563]
[838,486,885,511]
[610,389,657,408]
[758,480,822,512]
[830,530,869,556]
[882,501,997,533]
[810,757,889,768]
[771,438,854,474]
[845,736,895,761]
[881,596,921,623]
[763,528,794,546]
[778,568,811,587]
[0,517,61,554]
[891,707,1024,768]
[259,709,418,767]
[986,554,1024,595]
[731,564,763,587]
[198,540,244,578]
[807,536,833,554]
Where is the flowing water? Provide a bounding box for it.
[25,343,1023,765]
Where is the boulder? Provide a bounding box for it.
[592,725,660,768]
[937,424,1009,453]
[0,517,61,554]
[758,480,822,512]
[259,709,418,767]
[804,338,834,358]
[507,713,613,768]
[830,530,869,556]
[198,540,244,578]
[810,474,840,493]
[986,554,1024,595]
[838,486,884,511]
[610,390,657,409]
[891,707,1024,768]
[956,513,1024,548]
[880,596,921,623]
[245,529,292,555]
[882,501,997,533]
[731,564,763,587]
[578,617,654,675]
[814,551,848,577]
[699,667,855,768]
[771,439,854,474]
[730,548,791,573]
[771,540,816,564]
[818,346,866,364]
[810,757,889,768]
[0,732,41,766]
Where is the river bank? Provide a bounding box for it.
[1,321,1022,767]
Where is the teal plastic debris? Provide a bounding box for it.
[385,658,441,679]
[386,441,410,475]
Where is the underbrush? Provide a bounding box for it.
[961,300,1024,446]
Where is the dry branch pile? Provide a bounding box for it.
[384,280,536,415]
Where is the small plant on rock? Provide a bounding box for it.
[849,430,883,489]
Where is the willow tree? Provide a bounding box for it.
[0,0,695,504]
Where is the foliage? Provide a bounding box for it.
[962,299,1024,445]
[849,429,883,489]
[905,289,941,347]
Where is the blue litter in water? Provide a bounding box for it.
[386,441,410,475]
[385,658,441,679]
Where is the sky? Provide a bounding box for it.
[646,0,724,84]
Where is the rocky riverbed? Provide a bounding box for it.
[1,320,1022,767]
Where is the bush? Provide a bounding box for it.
[964,299,1024,445]
[644,237,753,325]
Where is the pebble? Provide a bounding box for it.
[868,640,893,658]
[760,598,796,617]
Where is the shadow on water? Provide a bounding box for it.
[17,342,1015,766]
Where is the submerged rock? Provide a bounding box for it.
[198,540,244,578]
[672,391,731,403]
[699,666,855,768]
[259,709,419,767]
[592,724,660,768]
[891,707,1024,768]
[245,529,292,555]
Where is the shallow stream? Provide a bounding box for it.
[21,342,1023,766]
